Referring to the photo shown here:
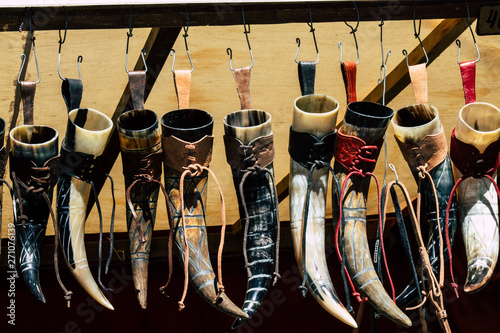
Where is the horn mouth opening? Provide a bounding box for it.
[223,109,271,129]
[10,125,58,146]
[294,94,339,115]
[118,109,158,134]
[161,109,213,141]
[460,102,500,134]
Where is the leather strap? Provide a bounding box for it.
[288,127,336,169]
[20,81,36,125]
[128,70,146,110]
[162,134,213,173]
[459,60,476,105]
[223,133,274,175]
[450,128,500,178]
[334,129,383,173]
[121,148,163,181]
[174,70,191,109]
[298,61,316,96]
[61,78,83,112]
[395,129,448,172]
[341,61,357,104]
[409,63,428,104]
[231,66,252,109]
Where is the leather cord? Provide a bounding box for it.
[298,61,316,96]
[459,60,476,105]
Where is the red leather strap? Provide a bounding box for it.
[408,63,427,104]
[341,61,357,104]
[459,60,476,105]
[334,129,383,174]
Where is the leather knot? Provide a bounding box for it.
[183,163,204,177]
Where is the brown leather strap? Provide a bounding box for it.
[174,70,191,109]
[223,133,274,175]
[395,129,448,173]
[231,66,252,109]
[459,60,476,105]
[162,135,213,173]
[128,70,146,110]
[334,129,383,173]
[409,63,428,104]
[341,61,357,104]
[20,81,36,125]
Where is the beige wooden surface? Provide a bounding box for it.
[0,19,498,238]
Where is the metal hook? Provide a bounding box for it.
[18,15,40,85]
[227,5,254,70]
[339,1,360,65]
[57,12,83,81]
[456,0,480,64]
[402,2,429,68]
[171,6,194,73]
[389,163,399,183]
[125,8,147,73]
[295,3,319,64]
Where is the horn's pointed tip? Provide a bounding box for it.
[231,318,246,330]
[464,264,493,293]
[131,259,149,309]
[22,268,46,303]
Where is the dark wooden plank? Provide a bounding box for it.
[87,27,181,215]
[2,1,490,32]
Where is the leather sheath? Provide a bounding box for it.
[162,135,214,173]
[395,130,448,172]
[450,128,500,178]
[174,70,191,109]
[298,61,316,96]
[231,66,252,109]
[288,127,336,169]
[409,63,428,104]
[20,81,36,125]
[334,129,383,173]
[341,61,357,104]
[59,144,101,182]
[223,133,274,175]
[62,78,83,112]
[122,148,163,181]
[459,60,476,105]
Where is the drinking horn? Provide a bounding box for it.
[289,94,357,328]
[449,102,500,293]
[57,108,114,310]
[392,63,457,308]
[223,109,280,329]
[9,125,58,303]
[161,108,247,318]
[333,101,411,327]
[117,70,165,309]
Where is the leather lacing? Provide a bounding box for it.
[238,143,281,286]
[160,143,227,311]
[10,161,74,307]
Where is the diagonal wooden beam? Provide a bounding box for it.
[87,27,181,215]
[274,18,471,207]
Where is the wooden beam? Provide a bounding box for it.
[363,18,472,104]
[2,1,489,31]
[87,27,181,215]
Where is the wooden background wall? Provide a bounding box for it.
[0,18,498,238]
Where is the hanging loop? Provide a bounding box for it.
[295,3,319,64]
[171,6,194,73]
[339,1,360,65]
[125,8,148,73]
[58,13,83,81]
[227,5,254,70]
[456,0,480,64]
[389,164,399,183]
[18,15,40,85]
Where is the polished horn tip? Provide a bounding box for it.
[396,313,413,328]
[132,259,149,309]
[464,263,493,294]
[336,309,358,328]
[231,318,247,330]
[23,269,46,303]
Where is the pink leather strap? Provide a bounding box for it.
[341,61,357,104]
[231,66,252,109]
[409,63,428,104]
[174,70,191,109]
[459,60,476,105]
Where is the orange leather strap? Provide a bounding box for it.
[409,63,428,104]
[174,69,191,109]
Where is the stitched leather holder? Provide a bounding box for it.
[174,70,191,109]
[231,66,252,109]
[334,129,383,173]
[0,146,6,178]
[298,61,316,96]
[62,78,83,112]
[128,70,146,110]
[459,60,476,105]
[395,129,448,172]
[224,133,274,175]
[341,61,357,104]
[450,128,500,178]
[409,63,428,104]
[121,148,163,181]
[20,81,36,125]
[162,134,213,173]
[59,144,101,181]
[10,154,59,191]
[288,126,336,169]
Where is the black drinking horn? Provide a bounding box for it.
[332,101,411,328]
[223,109,280,329]
[10,125,59,303]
